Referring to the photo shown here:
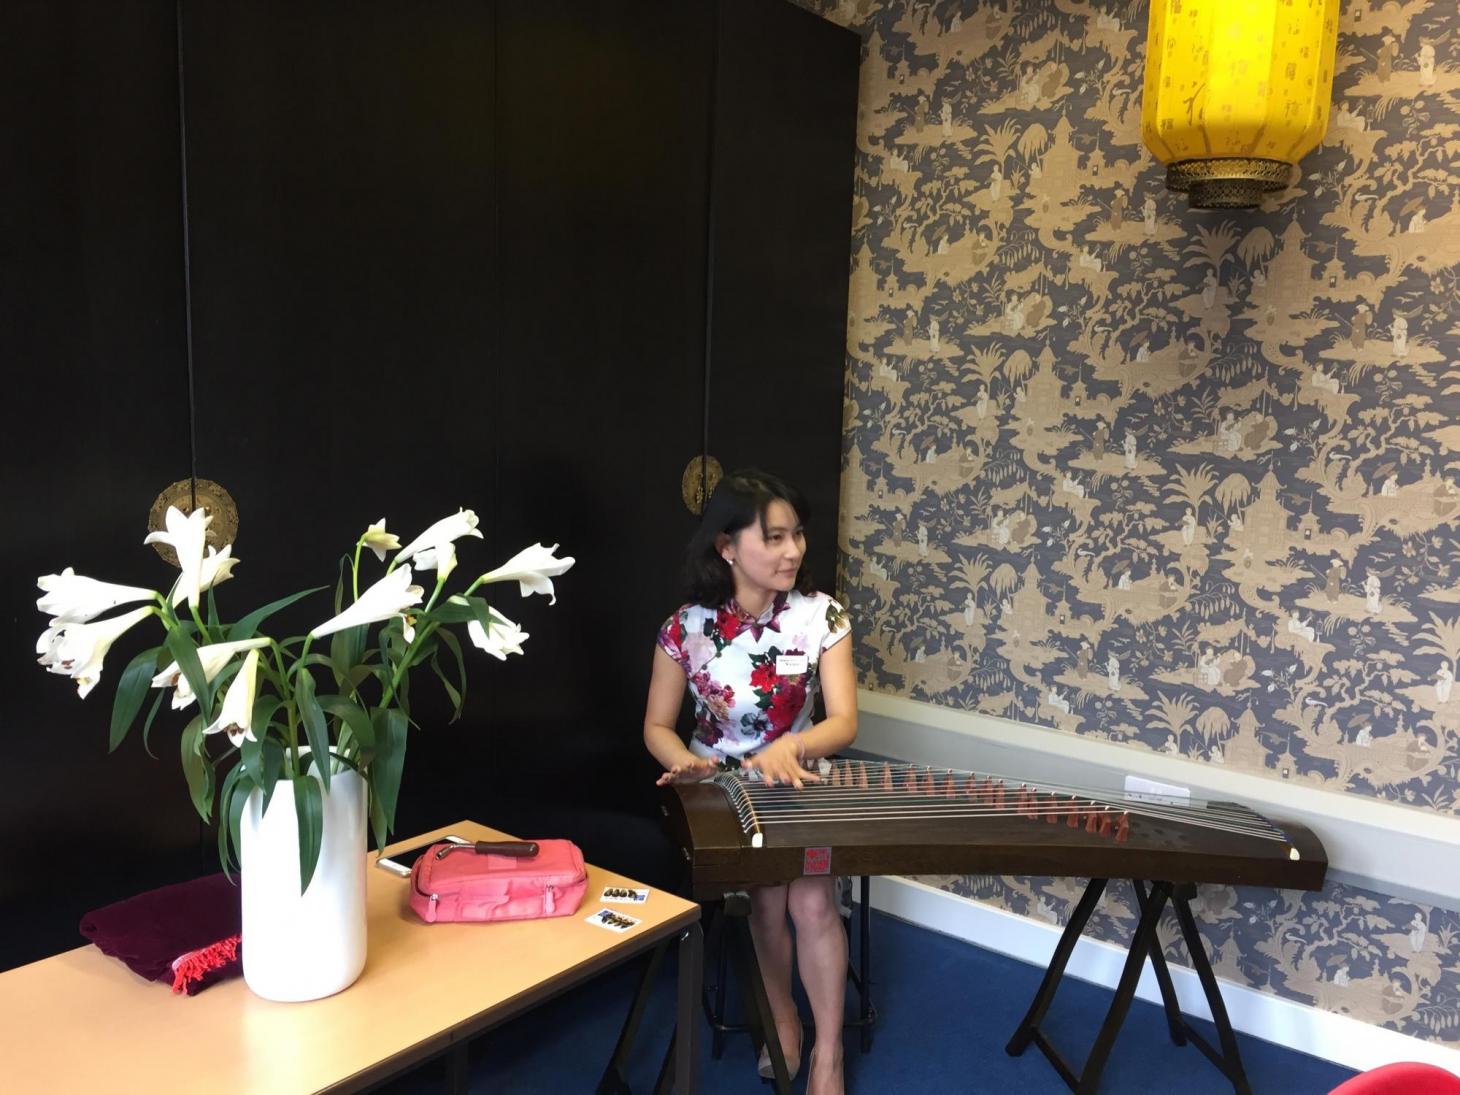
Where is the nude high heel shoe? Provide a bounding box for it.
[756,1017,803,1081]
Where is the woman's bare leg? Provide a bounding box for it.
[748,884,803,1060]
[788,876,846,1094]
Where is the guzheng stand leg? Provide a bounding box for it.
[704,902,736,1059]
[848,875,876,1051]
[722,891,796,1094]
[1169,884,1253,1095]
[1005,875,1108,1076]
[1076,880,1173,1093]
[1007,879,1252,1095]
[1133,880,1188,1047]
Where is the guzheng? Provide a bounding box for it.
[665,757,1327,897]
[666,757,1328,1095]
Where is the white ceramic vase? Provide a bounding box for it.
[239,762,368,1002]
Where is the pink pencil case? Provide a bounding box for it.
[409,839,588,924]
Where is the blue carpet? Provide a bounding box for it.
[378,909,1357,1093]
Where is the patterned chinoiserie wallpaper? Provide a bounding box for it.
[795,0,1460,1043]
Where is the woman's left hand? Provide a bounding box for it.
[743,736,819,790]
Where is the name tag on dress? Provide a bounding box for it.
[776,654,809,675]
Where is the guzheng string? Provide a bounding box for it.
[716,760,1291,847]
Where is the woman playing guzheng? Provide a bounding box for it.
[644,469,857,1095]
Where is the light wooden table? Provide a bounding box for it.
[0,820,702,1093]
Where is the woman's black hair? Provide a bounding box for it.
[683,468,815,607]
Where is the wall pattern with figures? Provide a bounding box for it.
[794,0,1460,1043]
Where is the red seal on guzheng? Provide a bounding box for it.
[803,847,831,875]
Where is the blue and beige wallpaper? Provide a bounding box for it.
[797,0,1460,1043]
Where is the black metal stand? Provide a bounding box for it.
[702,876,877,1090]
[1005,878,1252,1095]
[597,923,703,1095]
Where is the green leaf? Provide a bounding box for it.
[295,668,331,794]
[318,695,375,758]
[110,645,162,752]
[227,771,250,876]
[261,739,284,814]
[179,716,213,821]
[429,595,494,628]
[249,696,286,747]
[430,655,462,721]
[292,774,324,894]
[369,786,389,854]
[335,555,349,614]
[329,624,365,690]
[140,690,167,759]
[436,629,468,720]
[166,629,214,718]
[370,707,408,835]
[240,729,263,786]
[325,750,366,778]
[228,586,327,642]
[216,764,247,877]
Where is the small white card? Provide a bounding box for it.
[601,886,649,905]
[776,653,809,675]
[587,907,641,933]
[1124,774,1191,806]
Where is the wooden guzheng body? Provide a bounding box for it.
[665,758,1328,1095]
[665,758,1326,897]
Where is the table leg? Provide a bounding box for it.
[676,922,703,1093]
[445,1042,470,1095]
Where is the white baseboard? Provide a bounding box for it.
[870,874,1460,1076]
[855,689,1460,911]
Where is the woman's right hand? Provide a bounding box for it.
[656,756,720,786]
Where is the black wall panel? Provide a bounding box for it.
[486,0,713,823]
[0,1,206,968]
[708,0,860,598]
[0,0,856,967]
[181,0,499,841]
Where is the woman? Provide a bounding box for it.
[644,469,857,1095]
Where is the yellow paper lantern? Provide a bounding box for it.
[1141,0,1340,209]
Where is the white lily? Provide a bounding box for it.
[172,545,239,607]
[467,608,529,661]
[477,542,575,604]
[360,518,400,563]
[36,568,158,624]
[143,506,210,610]
[151,636,272,710]
[39,606,157,699]
[395,509,482,564]
[414,541,458,582]
[309,566,424,639]
[35,624,65,666]
[202,648,261,747]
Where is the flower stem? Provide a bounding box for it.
[188,599,211,644]
[379,620,436,709]
[423,574,448,614]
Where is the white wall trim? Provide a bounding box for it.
[856,689,1460,909]
[871,874,1460,1075]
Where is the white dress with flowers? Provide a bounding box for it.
[657,590,852,762]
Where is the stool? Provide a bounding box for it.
[702,876,877,1090]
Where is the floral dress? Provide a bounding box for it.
[657,590,852,762]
